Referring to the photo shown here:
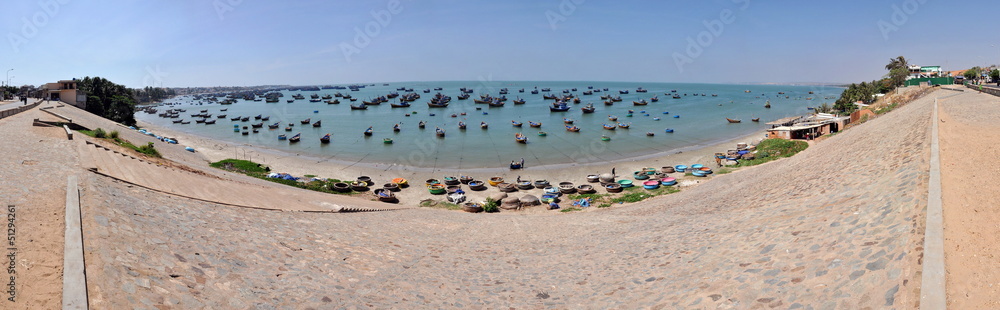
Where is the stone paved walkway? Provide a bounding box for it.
[76,90,939,308]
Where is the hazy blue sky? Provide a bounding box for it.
[3,0,998,88]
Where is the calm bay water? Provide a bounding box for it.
[137,82,842,169]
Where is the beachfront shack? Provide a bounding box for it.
[41,79,87,109]
[766,113,849,140]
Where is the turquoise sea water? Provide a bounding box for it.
[136,82,842,169]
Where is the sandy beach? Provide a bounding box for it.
[136,118,770,206]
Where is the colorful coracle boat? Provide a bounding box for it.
[512,120,523,127]
[674,165,687,172]
[537,131,547,137]
[603,124,616,130]
[642,180,660,190]
[563,118,574,124]
[660,177,677,186]
[692,170,708,177]
[488,176,504,186]
[391,178,408,187]
[601,135,611,141]
[617,179,634,188]
[691,164,704,169]
[617,122,631,129]
[515,133,528,144]
[428,184,446,194]
[425,178,441,186]
[566,125,581,132]
[528,121,542,128]
[633,171,649,180]
[642,167,657,175]
[443,176,460,185]
[383,138,393,144]
[665,128,675,133]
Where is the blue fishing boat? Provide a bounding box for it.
[665,128,675,133]
[364,126,373,136]
[289,133,301,143]
[512,120,523,127]
[549,102,570,112]
[514,133,528,144]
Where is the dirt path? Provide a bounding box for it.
[939,90,1000,308]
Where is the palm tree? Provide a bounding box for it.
[885,56,908,71]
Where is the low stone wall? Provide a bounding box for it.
[0,101,42,120]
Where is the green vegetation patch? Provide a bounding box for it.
[210,158,354,195]
[736,139,808,167]
[420,200,462,210]
[80,127,161,158]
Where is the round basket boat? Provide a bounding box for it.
[558,182,576,194]
[391,178,409,187]
[605,183,623,193]
[617,179,634,188]
[500,197,521,210]
[674,165,688,173]
[443,176,460,185]
[576,184,596,194]
[468,180,487,191]
[654,172,667,179]
[586,174,600,183]
[497,182,518,192]
[428,184,446,194]
[350,181,369,191]
[661,166,675,173]
[633,171,649,180]
[459,175,474,184]
[691,170,707,177]
[661,177,677,186]
[357,176,373,186]
[446,185,463,194]
[519,195,540,207]
[642,167,657,175]
[488,177,504,186]
[373,188,397,202]
[516,181,534,190]
[332,182,351,192]
[462,202,484,213]
[699,167,713,174]
[642,180,660,190]
[383,183,400,192]
[533,179,550,188]
[691,164,704,170]
[543,186,561,195]
[426,178,441,186]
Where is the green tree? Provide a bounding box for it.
[884,56,909,87]
[78,76,138,126]
[963,67,981,81]
[990,69,999,83]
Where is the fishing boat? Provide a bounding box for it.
[617,122,630,129]
[726,118,742,123]
[300,118,311,124]
[289,133,301,142]
[427,101,449,108]
[418,121,426,128]
[537,131,547,136]
[350,103,367,110]
[601,135,611,141]
[230,116,241,121]
[393,123,401,132]
[633,99,648,106]
[277,134,287,140]
[650,96,659,102]
[284,127,292,131]
[312,120,322,127]
[515,133,528,143]
[204,119,217,124]
[549,102,571,112]
[751,118,760,122]
[320,134,331,143]
[764,100,771,108]
[512,97,526,104]
[528,121,541,128]
[435,127,446,137]
[563,118,574,124]
[566,125,581,132]
[488,100,505,107]
[390,101,410,108]
[665,128,675,133]
[510,158,525,170]
[251,122,263,128]
[458,121,467,129]
[619,90,629,94]
[383,138,393,144]
[481,121,488,129]
[512,120,523,127]
[268,122,280,129]
[580,103,595,113]
[646,132,655,136]
[364,126,373,136]
[603,124,617,130]
[608,115,618,121]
